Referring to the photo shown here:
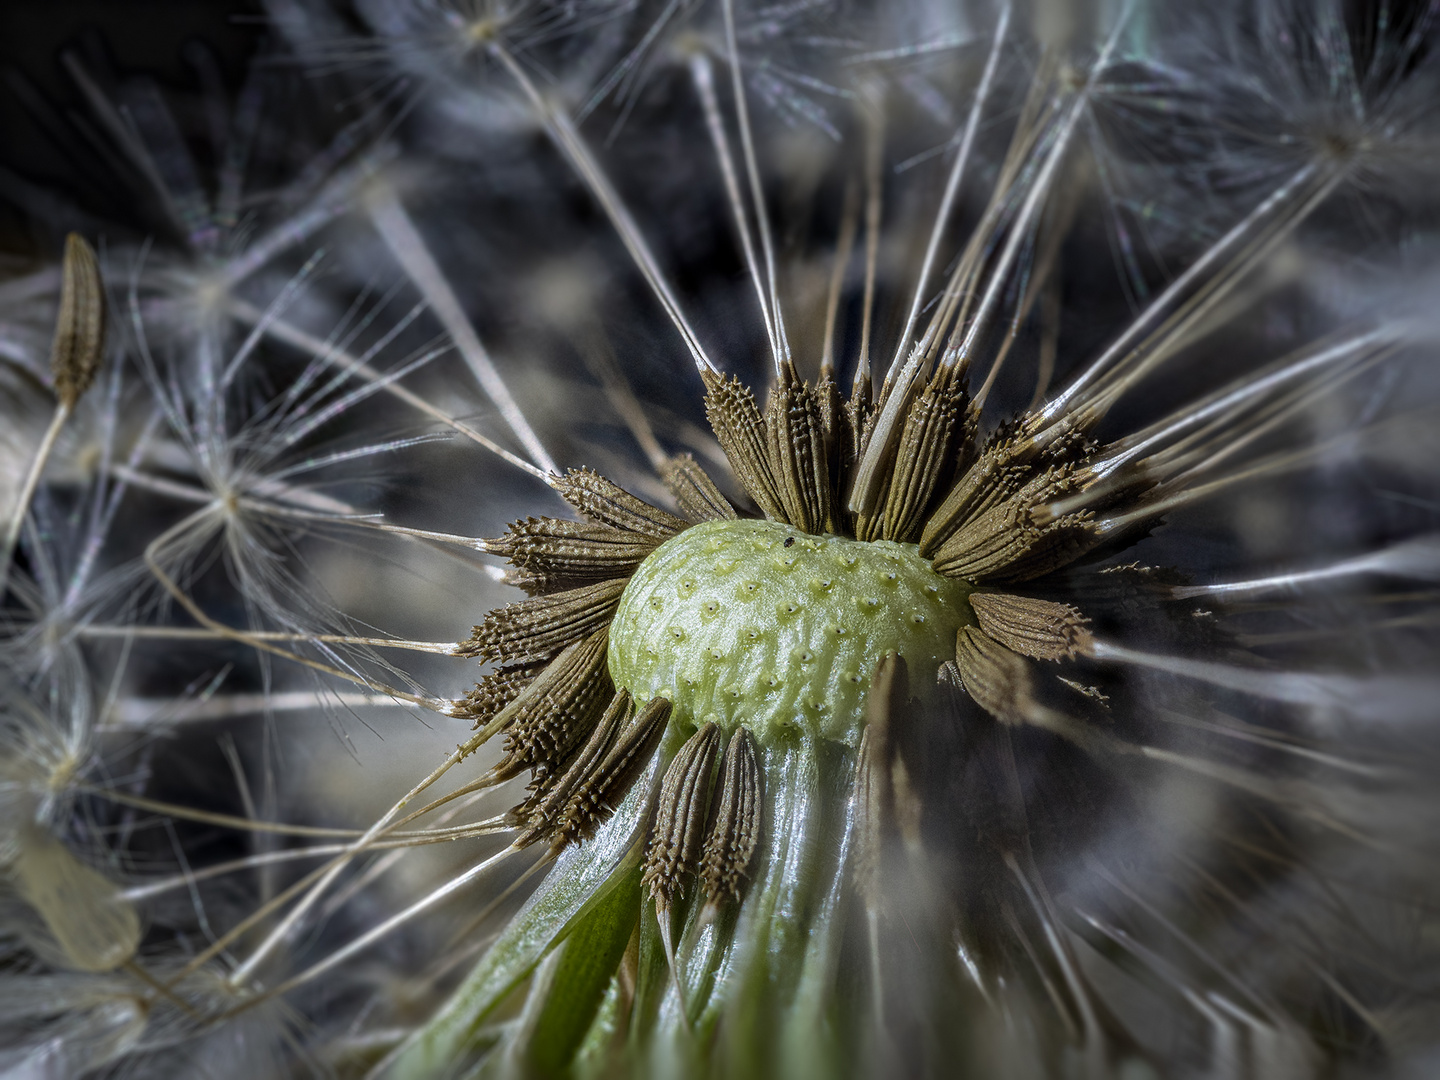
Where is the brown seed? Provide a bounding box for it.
[854,652,910,907]
[450,661,545,724]
[932,508,1096,584]
[555,696,673,848]
[813,369,843,468]
[644,723,721,911]
[928,462,1095,583]
[50,233,106,410]
[700,728,762,910]
[551,468,688,538]
[496,628,614,778]
[458,578,628,664]
[484,517,659,594]
[957,629,1123,757]
[660,454,737,522]
[764,361,832,535]
[919,421,1091,558]
[968,592,1094,661]
[857,369,972,543]
[835,374,876,534]
[954,625,1040,727]
[513,691,631,848]
[702,369,786,521]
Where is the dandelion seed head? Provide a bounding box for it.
[3,0,1440,1074]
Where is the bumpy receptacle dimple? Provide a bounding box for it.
[608,518,974,740]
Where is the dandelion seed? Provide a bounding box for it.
[0,234,106,601]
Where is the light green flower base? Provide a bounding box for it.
[610,519,973,741]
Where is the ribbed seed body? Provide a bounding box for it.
[609,519,974,741]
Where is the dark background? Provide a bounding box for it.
[0,0,264,253]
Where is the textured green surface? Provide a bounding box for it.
[610,519,974,741]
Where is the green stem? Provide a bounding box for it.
[381,771,656,1079]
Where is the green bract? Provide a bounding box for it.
[609,519,974,742]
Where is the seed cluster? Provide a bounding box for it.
[453,335,1171,919]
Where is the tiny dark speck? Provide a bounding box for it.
[784,536,796,548]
